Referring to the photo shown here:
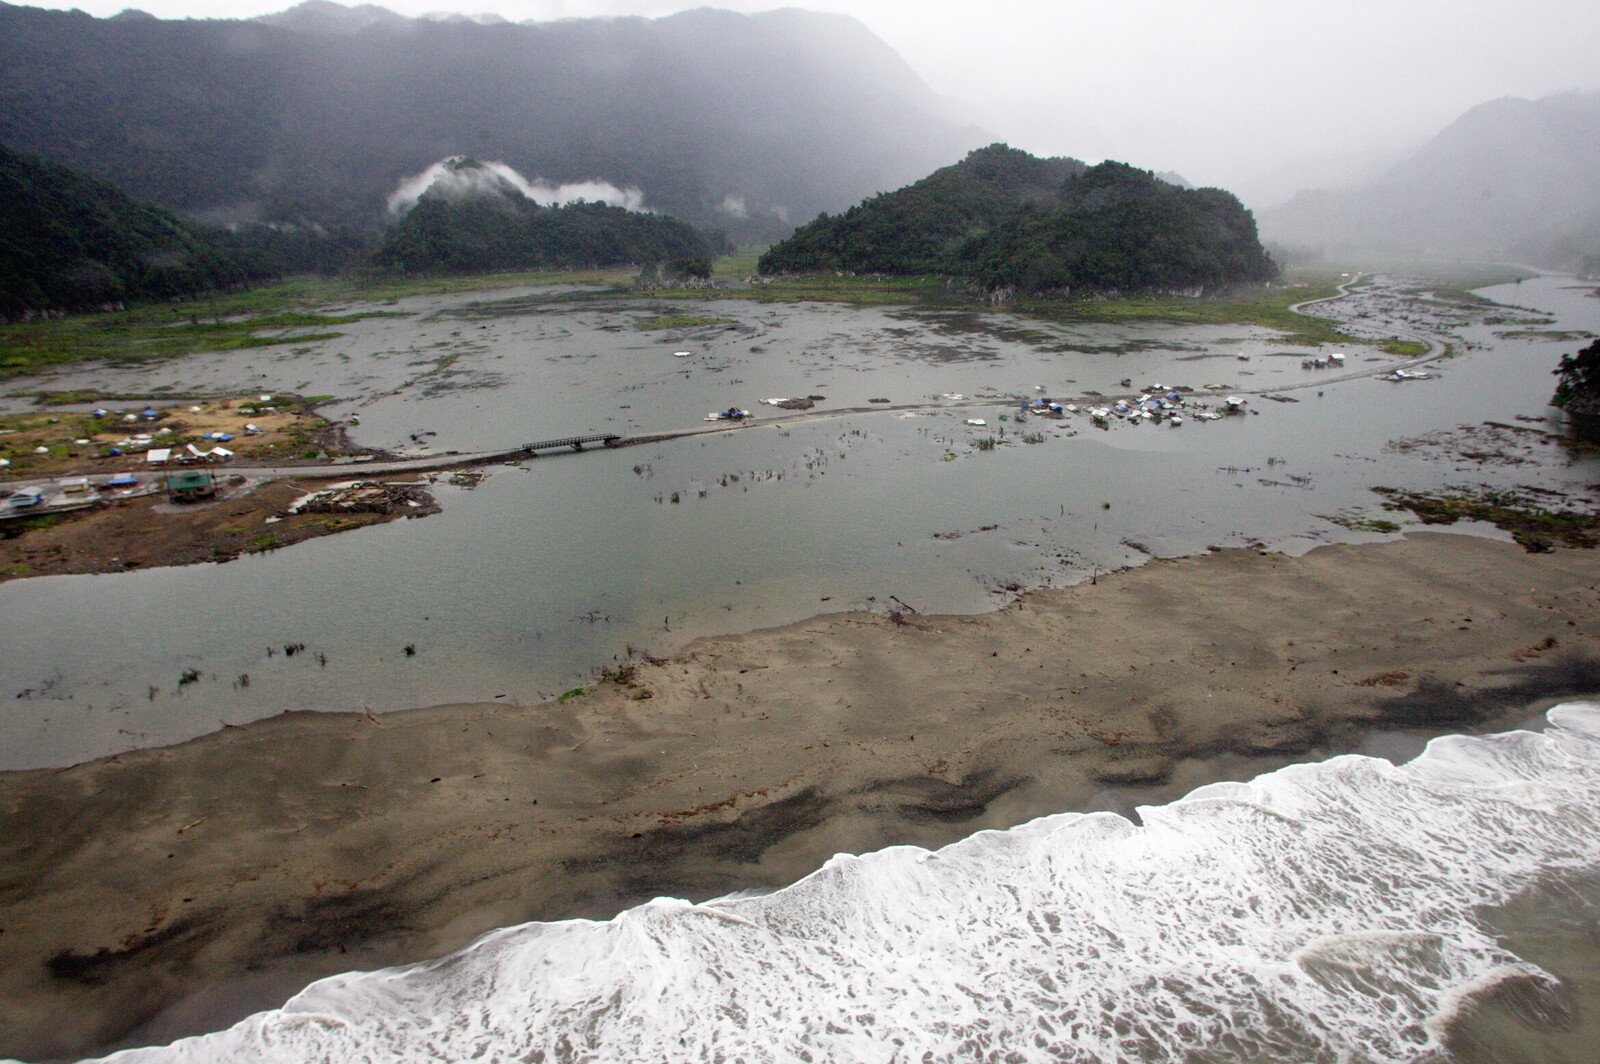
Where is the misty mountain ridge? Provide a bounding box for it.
[1261,91,1600,267]
[0,1,986,242]
[255,0,413,34]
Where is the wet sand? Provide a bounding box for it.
[2,532,1598,1060]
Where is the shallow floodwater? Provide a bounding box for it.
[3,275,1598,769]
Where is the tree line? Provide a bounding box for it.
[0,143,720,319]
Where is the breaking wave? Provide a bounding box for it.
[97,703,1600,1063]
[385,157,646,216]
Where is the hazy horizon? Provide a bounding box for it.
[16,0,1600,208]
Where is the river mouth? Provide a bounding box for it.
[1,273,1597,770]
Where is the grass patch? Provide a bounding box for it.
[616,272,1367,346]
[1,260,1451,380]
[0,513,69,537]
[0,267,642,377]
[0,307,390,377]
[712,246,768,279]
[1410,273,1538,303]
[1379,338,1431,357]
[1014,284,1356,347]
[744,274,953,306]
[1495,330,1593,342]
[1373,487,1600,552]
[1320,509,1403,534]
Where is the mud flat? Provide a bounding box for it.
[2,532,1599,1059]
[0,478,437,583]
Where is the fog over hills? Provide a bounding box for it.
[1260,91,1600,269]
[0,0,986,242]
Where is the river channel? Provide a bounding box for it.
[2,274,1596,769]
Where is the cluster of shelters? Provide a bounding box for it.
[1021,384,1242,429]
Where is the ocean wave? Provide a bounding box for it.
[94,703,1600,1064]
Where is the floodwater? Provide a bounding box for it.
[2,274,1597,769]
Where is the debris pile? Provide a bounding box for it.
[760,396,825,411]
[298,482,437,516]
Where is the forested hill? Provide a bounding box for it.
[0,143,248,319]
[760,146,1278,295]
[0,2,984,243]
[373,160,714,274]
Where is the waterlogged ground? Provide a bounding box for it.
[2,274,1598,768]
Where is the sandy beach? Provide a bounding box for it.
[2,531,1597,1060]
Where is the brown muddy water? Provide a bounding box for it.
[2,274,1597,771]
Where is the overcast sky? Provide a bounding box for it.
[31,0,1600,205]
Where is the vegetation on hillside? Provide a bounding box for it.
[372,180,717,275]
[0,3,982,244]
[0,144,257,320]
[760,145,1278,295]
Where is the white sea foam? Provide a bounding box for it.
[94,703,1600,1064]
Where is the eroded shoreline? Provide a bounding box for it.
[2,532,1598,1060]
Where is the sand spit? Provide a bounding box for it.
[2,532,1597,1060]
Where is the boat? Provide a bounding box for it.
[705,408,751,421]
[674,351,691,357]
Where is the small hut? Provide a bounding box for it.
[165,470,217,502]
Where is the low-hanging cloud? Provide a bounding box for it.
[386,157,647,215]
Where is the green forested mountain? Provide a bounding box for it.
[761,145,1086,277]
[373,163,715,274]
[761,146,1278,294]
[0,143,250,319]
[0,2,985,243]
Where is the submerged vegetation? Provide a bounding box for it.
[0,306,398,377]
[1373,487,1600,552]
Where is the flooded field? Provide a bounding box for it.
[3,274,1597,769]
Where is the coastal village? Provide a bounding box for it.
[0,397,438,579]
